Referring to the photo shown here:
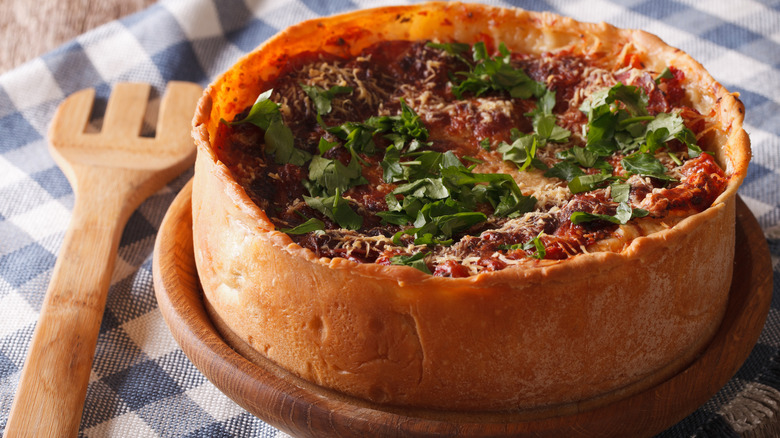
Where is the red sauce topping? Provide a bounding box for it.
[217,40,727,275]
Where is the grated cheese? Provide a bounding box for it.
[226,40,725,276]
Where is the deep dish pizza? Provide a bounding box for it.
[191,2,750,411]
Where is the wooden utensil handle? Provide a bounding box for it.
[4,178,132,438]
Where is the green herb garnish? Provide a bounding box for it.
[621,152,676,181]
[498,232,546,259]
[570,202,649,225]
[654,67,673,84]
[498,89,570,171]
[227,89,279,130]
[389,251,432,274]
[497,135,540,172]
[544,81,703,192]
[544,160,585,182]
[280,218,326,234]
[441,42,546,99]
[224,89,311,166]
[300,84,353,116]
[578,82,701,158]
[610,182,631,203]
[525,89,570,143]
[524,232,547,259]
[426,41,471,61]
[378,151,535,245]
[303,189,363,230]
[264,119,310,166]
[304,152,367,197]
[568,173,615,194]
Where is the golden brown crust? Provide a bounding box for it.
[191,1,750,411]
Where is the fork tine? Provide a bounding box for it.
[156,81,204,148]
[102,83,151,137]
[49,88,96,146]
[48,82,202,172]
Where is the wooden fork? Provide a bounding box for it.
[3,81,203,437]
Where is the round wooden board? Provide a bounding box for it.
[153,180,773,438]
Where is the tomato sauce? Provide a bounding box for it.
[217,39,727,275]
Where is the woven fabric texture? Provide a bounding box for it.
[0,0,778,436]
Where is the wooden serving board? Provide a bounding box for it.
[153,180,773,438]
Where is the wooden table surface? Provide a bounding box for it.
[0,0,157,74]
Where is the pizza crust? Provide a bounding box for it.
[191,2,750,411]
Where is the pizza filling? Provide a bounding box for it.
[215,40,728,276]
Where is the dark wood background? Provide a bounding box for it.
[0,0,157,74]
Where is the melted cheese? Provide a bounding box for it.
[229,41,723,276]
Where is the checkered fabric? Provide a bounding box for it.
[0,0,778,436]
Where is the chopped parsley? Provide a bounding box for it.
[570,202,649,225]
[280,217,325,234]
[380,150,535,246]
[301,95,443,235]
[497,129,543,172]
[433,41,546,99]
[577,82,701,161]
[224,89,311,166]
[526,233,547,259]
[263,118,310,166]
[389,252,431,274]
[227,89,279,130]
[497,90,571,172]
[303,152,368,198]
[300,84,353,115]
[654,67,673,84]
[569,182,649,225]
[621,152,675,181]
[319,98,428,159]
[545,81,704,212]
[568,173,615,194]
[500,232,546,259]
[303,189,363,231]
[526,89,571,144]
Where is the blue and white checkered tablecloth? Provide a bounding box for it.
[0,0,778,436]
